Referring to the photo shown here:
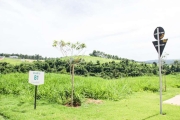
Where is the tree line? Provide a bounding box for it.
[1,58,180,79]
[0,53,48,60]
[89,50,134,61]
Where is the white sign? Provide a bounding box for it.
[29,71,44,85]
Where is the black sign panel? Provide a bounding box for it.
[152,39,168,57]
[154,27,165,40]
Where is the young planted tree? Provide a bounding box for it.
[53,40,86,106]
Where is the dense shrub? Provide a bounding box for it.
[1,57,180,79]
[1,73,180,105]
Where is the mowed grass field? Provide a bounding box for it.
[56,55,121,63]
[0,56,120,65]
[0,58,36,65]
[0,73,180,120]
[0,58,24,65]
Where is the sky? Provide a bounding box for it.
[0,0,180,61]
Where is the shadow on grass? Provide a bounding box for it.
[142,114,159,120]
[0,113,9,120]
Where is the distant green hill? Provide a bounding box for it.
[2,55,178,78]
[143,59,180,65]
[60,55,121,63]
[4,54,180,65]
[0,56,121,65]
[0,58,23,65]
[0,57,40,65]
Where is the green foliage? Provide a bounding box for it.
[0,58,24,65]
[1,73,180,105]
[53,40,86,57]
[1,55,180,78]
[89,50,122,60]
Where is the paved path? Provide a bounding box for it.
[163,95,180,106]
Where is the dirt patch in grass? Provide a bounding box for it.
[65,102,81,107]
[86,98,103,104]
[64,99,103,107]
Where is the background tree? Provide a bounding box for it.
[53,40,86,106]
[161,53,169,92]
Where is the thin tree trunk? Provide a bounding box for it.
[71,64,74,107]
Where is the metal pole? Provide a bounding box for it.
[157,28,163,114]
[34,85,37,109]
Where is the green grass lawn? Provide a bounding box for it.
[81,55,120,63]
[0,73,180,120]
[0,56,120,65]
[0,58,36,65]
[60,55,120,63]
[0,55,145,65]
[0,91,180,120]
[0,58,23,65]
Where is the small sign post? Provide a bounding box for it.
[152,27,168,114]
[29,71,44,109]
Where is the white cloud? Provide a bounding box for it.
[0,0,180,60]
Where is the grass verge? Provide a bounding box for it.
[0,73,180,119]
[0,91,180,120]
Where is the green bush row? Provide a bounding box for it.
[1,73,180,105]
[0,58,169,79]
